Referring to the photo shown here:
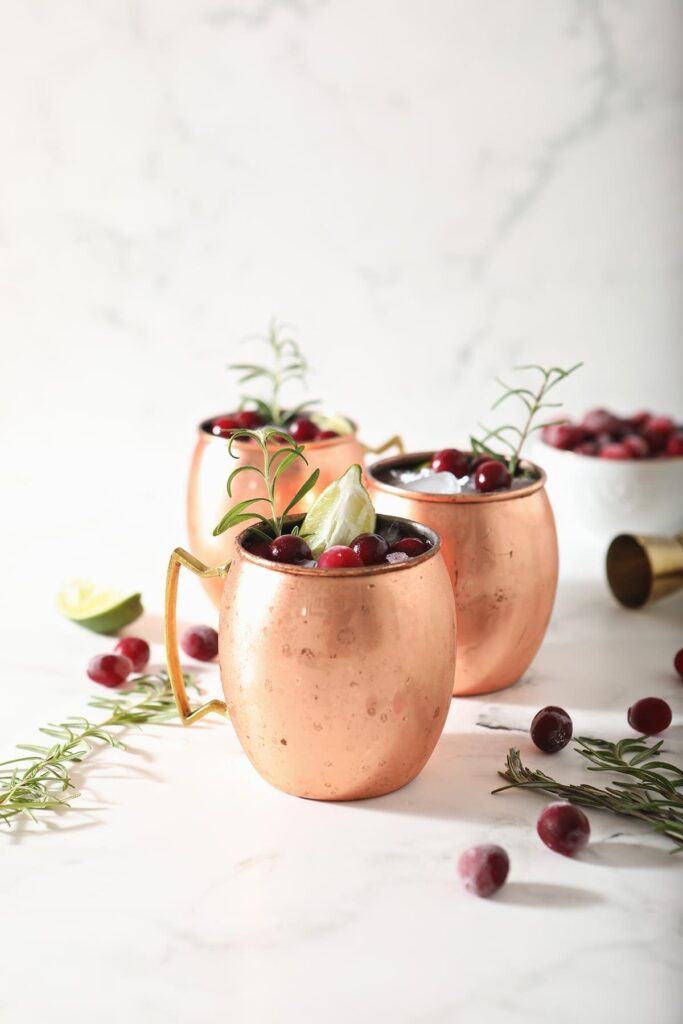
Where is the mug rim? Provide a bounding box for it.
[237,512,442,576]
[367,450,547,504]
[198,413,359,449]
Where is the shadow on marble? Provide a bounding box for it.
[583,840,681,870]
[497,881,603,908]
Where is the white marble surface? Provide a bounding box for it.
[1,2,683,1022]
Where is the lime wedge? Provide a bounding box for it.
[58,580,144,635]
[311,412,354,436]
[300,464,375,556]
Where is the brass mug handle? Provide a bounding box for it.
[165,547,230,725]
[362,434,405,457]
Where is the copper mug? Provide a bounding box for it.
[165,515,455,801]
[187,418,404,606]
[368,454,558,697]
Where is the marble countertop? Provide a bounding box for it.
[2,532,681,1024]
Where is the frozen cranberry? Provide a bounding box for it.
[288,418,318,442]
[622,434,649,458]
[627,696,672,735]
[247,540,273,560]
[87,653,133,688]
[114,636,150,673]
[315,430,339,441]
[180,625,218,662]
[674,649,683,679]
[432,448,469,476]
[268,534,312,564]
[600,442,631,460]
[537,803,590,857]
[351,532,389,566]
[211,414,240,437]
[457,844,509,898]
[666,433,683,457]
[530,706,573,753]
[389,537,430,558]
[474,459,511,492]
[543,423,582,450]
[234,410,267,429]
[581,408,620,435]
[573,441,598,456]
[317,545,364,569]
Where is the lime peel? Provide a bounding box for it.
[300,464,375,556]
[58,580,144,635]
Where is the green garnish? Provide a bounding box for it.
[494,735,683,851]
[229,319,318,426]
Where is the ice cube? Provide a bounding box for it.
[408,472,462,495]
[386,551,410,564]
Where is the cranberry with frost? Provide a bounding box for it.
[530,706,573,753]
[351,532,389,566]
[622,434,649,458]
[537,803,590,856]
[474,459,511,492]
[180,625,219,662]
[317,545,364,569]
[212,415,240,437]
[543,423,582,450]
[432,448,469,477]
[581,408,621,435]
[600,442,631,460]
[114,636,150,673]
[666,433,683,457]
[288,418,318,443]
[674,649,683,680]
[269,534,312,565]
[389,537,430,558]
[458,844,509,898]
[87,653,133,688]
[627,696,672,735]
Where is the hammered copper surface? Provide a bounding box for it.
[187,423,367,606]
[368,454,558,697]
[217,515,456,800]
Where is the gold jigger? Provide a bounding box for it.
[368,453,558,697]
[187,418,404,606]
[606,532,683,608]
[165,515,456,801]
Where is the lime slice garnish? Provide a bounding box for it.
[300,464,375,556]
[58,580,144,635]
[310,412,354,436]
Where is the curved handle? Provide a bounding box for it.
[165,547,230,725]
[362,434,405,457]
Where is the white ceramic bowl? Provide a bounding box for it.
[533,438,683,543]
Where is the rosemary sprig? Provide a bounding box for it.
[471,362,582,475]
[212,426,319,540]
[0,671,197,826]
[494,736,683,851]
[229,319,317,426]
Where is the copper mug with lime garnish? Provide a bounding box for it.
[167,437,455,801]
[187,323,403,605]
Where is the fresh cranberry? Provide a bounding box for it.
[211,414,240,437]
[389,537,430,558]
[630,410,651,429]
[581,408,621,435]
[647,415,675,435]
[288,418,319,442]
[315,430,339,441]
[627,697,672,735]
[543,423,582,450]
[643,417,675,453]
[432,448,469,476]
[469,455,492,475]
[87,653,133,688]
[573,441,598,456]
[474,459,512,492]
[530,706,573,753]
[180,625,219,662]
[537,803,590,857]
[247,540,273,560]
[600,442,631,460]
[236,410,267,429]
[114,637,150,673]
[268,534,313,564]
[457,844,509,898]
[666,433,683,457]
[317,545,364,569]
[674,649,683,679]
[622,434,649,458]
[351,532,389,566]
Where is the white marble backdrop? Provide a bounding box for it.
[1,0,682,595]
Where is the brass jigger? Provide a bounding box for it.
[606,532,683,608]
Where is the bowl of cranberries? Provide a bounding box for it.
[538,408,683,538]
